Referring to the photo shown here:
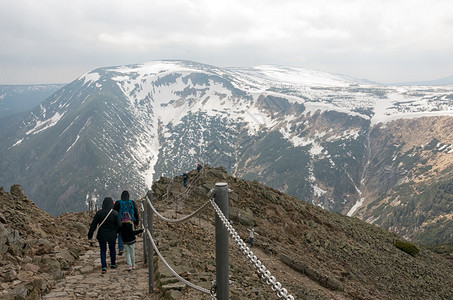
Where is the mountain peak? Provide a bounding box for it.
[0,60,451,251]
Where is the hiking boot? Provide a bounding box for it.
[118,250,123,255]
[132,265,135,270]
[110,265,117,269]
[101,268,107,274]
[128,265,133,272]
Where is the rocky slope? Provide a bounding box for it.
[1,166,453,299]
[149,166,453,299]
[358,116,453,244]
[0,185,93,300]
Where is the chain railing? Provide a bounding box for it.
[146,195,210,223]
[143,178,294,300]
[210,198,295,300]
[143,193,216,299]
[144,229,216,298]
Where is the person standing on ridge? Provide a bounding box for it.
[248,228,259,247]
[182,173,188,187]
[121,211,144,271]
[113,190,139,255]
[88,197,121,274]
[197,163,202,174]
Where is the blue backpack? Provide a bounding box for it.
[118,200,135,223]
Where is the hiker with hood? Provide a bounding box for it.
[113,190,139,255]
[88,197,121,274]
[121,211,144,271]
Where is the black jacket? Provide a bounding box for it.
[88,197,121,242]
[113,199,140,226]
[121,221,144,245]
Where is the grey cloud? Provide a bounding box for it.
[0,0,452,84]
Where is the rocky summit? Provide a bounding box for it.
[1,166,453,299]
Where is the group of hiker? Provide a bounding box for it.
[87,190,143,274]
[87,163,261,275]
[182,163,203,187]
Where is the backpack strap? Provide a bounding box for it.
[99,209,113,228]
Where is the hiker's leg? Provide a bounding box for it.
[99,241,107,269]
[130,243,136,267]
[108,239,117,266]
[118,233,124,252]
[124,244,132,267]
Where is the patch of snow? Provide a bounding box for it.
[66,135,80,152]
[372,91,453,125]
[347,197,365,217]
[313,185,327,197]
[12,138,23,147]
[249,65,351,87]
[81,72,101,86]
[309,142,324,156]
[26,112,65,135]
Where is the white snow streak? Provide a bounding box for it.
[26,112,64,135]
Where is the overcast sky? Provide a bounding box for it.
[1,0,452,85]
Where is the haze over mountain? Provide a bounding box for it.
[0,60,451,246]
[393,74,453,86]
[0,85,64,118]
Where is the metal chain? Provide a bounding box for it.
[210,198,295,300]
[146,196,210,223]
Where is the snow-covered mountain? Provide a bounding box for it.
[0,60,452,244]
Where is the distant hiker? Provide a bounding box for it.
[88,197,121,274]
[113,190,139,255]
[197,163,202,174]
[121,211,144,271]
[248,228,259,247]
[182,173,188,187]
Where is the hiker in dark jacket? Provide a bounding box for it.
[182,173,188,187]
[113,190,139,255]
[88,197,121,274]
[121,211,144,271]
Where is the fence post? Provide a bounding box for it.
[215,182,229,299]
[142,200,147,266]
[146,190,154,293]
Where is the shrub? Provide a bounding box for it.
[395,240,420,256]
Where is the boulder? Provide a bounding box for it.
[10,185,26,198]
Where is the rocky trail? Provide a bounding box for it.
[42,237,160,300]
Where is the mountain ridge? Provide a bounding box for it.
[0,60,451,246]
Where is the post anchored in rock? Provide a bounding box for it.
[215,182,229,299]
[145,190,154,294]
